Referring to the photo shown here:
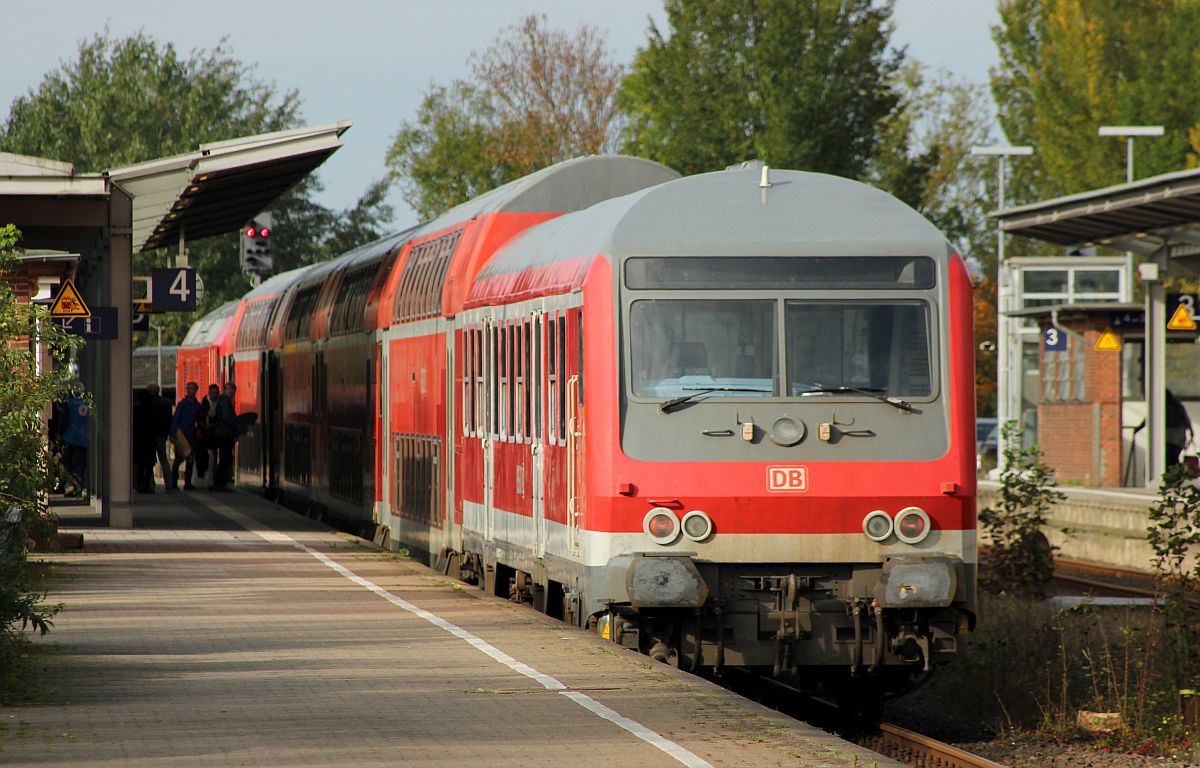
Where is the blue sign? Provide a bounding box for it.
[152,267,197,312]
[56,306,118,340]
[1109,309,1145,330]
[1043,326,1068,351]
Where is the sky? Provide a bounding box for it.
[1,0,1001,229]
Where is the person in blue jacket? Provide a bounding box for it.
[169,381,202,490]
[212,382,239,491]
[60,387,89,496]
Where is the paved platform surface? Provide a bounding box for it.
[3,490,899,767]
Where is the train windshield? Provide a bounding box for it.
[786,301,931,398]
[627,299,933,400]
[629,299,777,397]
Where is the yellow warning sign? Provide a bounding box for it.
[1167,303,1198,331]
[48,279,91,318]
[1094,327,1121,352]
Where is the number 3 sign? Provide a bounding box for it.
[152,268,197,312]
[1043,326,1067,351]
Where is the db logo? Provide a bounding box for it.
[767,466,808,492]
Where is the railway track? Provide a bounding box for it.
[860,722,1008,768]
[1053,557,1158,598]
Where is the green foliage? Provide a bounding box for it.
[0,225,72,695]
[1146,465,1200,700]
[870,62,998,274]
[978,421,1065,598]
[618,0,903,179]
[387,15,625,219]
[1,31,393,344]
[991,0,1200,204]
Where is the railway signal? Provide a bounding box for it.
[240,213,273,276]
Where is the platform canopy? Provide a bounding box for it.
[107,121,351,253]
[991,167,1200,271]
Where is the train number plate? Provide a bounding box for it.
[767,466,808,492]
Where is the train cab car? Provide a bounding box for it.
[176,300,238,396]
[228,265,314,491]
[452,161,977,697]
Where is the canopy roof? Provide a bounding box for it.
[106,121,351,252]
[992,167,1200,265]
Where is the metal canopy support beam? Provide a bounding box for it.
[1142,257,1167,485]
[104,186,133,527]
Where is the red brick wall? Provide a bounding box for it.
[1037,317,1123,487]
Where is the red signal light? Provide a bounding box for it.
[259,227,270,237]
[245,227,257,237]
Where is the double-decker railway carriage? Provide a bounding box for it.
[190,156,976,699]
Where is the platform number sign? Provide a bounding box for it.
[152,267,197,312]
[1043,326,1067,351]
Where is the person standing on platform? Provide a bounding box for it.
[196,383,220,487]
[170,382,202,490]
[147,385,173,489]
[1166,388,1193,469]
[60,386,89,496]
[212,382,239,491]
[132,388,157,493]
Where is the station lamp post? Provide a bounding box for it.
[1100,125,1165,483]
[1098,125,1164,183]
[971,144,1034,466]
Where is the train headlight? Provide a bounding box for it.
[643,508,681,545]
[681,510,714,542]
[894,506,932,544]
[862,510,893,542]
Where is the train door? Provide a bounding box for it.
[531,311,546,559]
[267,351,281,492]
[565,309,584,556]
[378,340,389,519]
[483,316,496,543]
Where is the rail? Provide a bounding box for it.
[860,722,1009,768]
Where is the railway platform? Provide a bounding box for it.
[4,489,898,767]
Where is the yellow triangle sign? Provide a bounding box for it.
[1094,327,1121,352]
[1167,303,1198,331]
[48,279,91,318]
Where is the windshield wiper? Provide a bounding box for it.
[799,384,915,413]
[658,386,773,414]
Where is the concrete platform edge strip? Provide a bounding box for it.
[199,495,714,768]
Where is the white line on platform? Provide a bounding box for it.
[203,497,714,768]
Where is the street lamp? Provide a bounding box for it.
[971,144,1034,470]
[970,145,1034,263]
[1098,125,1164,183]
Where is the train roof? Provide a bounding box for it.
[474,165,950,287]
[179,299,239,347]
[242,263,317,300]
[414,155,679,240]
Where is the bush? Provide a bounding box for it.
[978,421,1065,599]
[0,224,78,698]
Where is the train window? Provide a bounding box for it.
[522,320,531,442]
[394,230,462,322]
[499,323,508,440]
[786,301,931,398]
[548,316,558,445]
[630,300,777,398]
[475,327,485,437]
[514,321,524,442]
[462,327,472,436]
[625,256,936,290]
[532,315,542,441]
[577,313,584,406]
[558,317,567,440]
[489,325,499,438]
[508,323,517,442]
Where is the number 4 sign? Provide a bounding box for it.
[152,267,197,311]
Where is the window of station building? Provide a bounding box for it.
[1021,265,1124,307]
[1043,334,1086,402]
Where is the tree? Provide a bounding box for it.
[1,31,393,344]
[0,225,74,693]
[991,0,1200,202]
[618,0,904,179]
[387,14,627,219]
[871,62,998,273]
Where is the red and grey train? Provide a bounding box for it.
[180,156,977,695]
